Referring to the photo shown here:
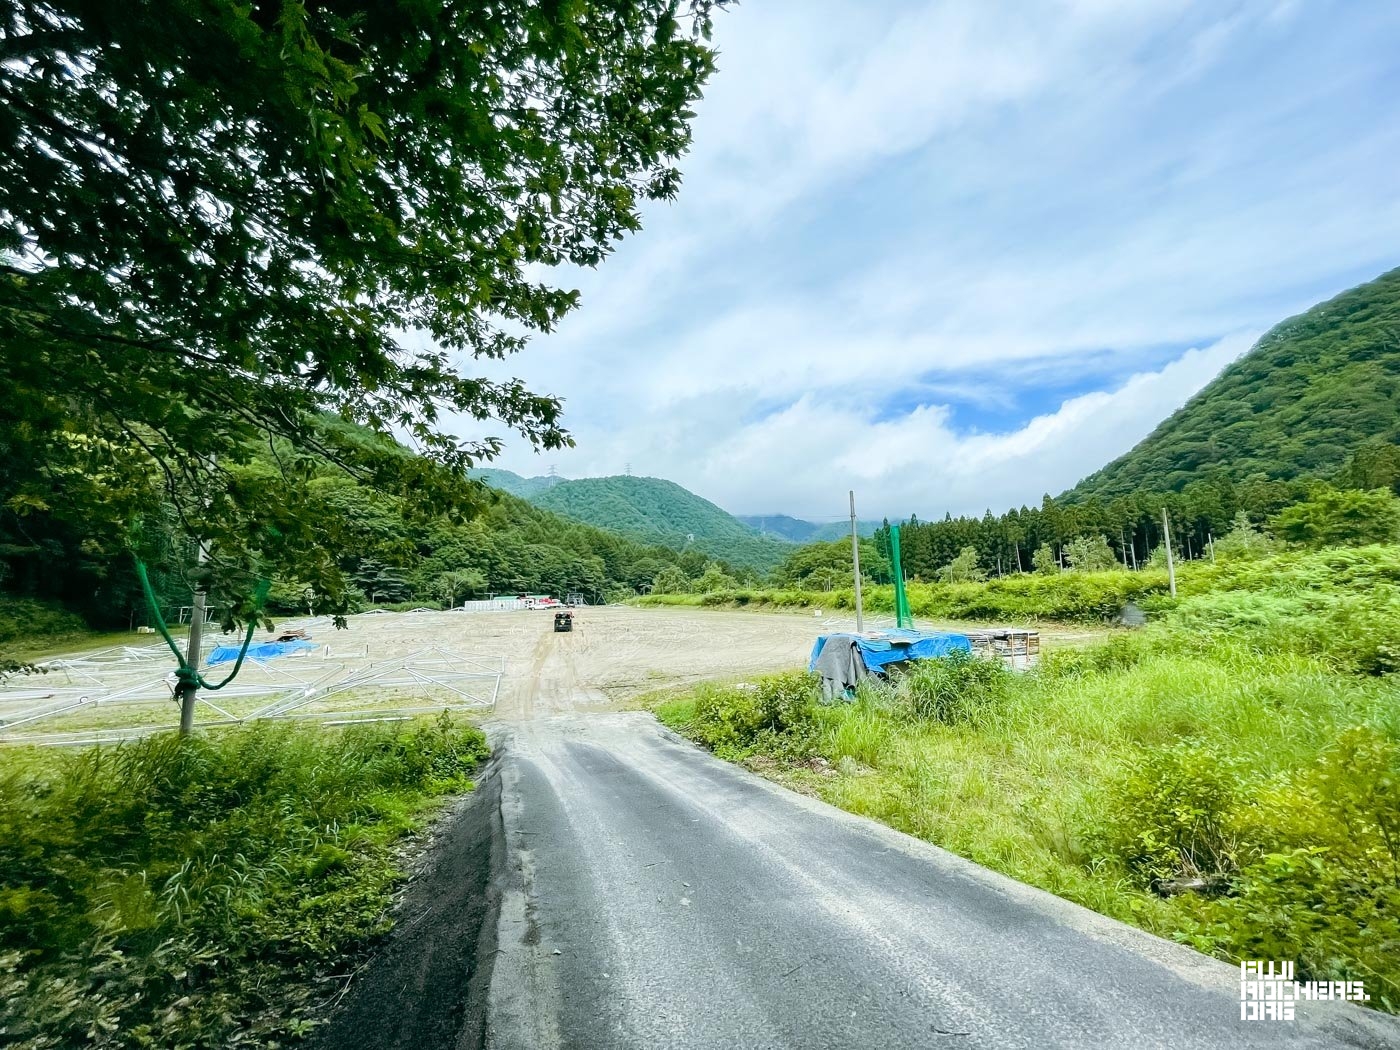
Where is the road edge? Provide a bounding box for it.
[646,714,1400,1049]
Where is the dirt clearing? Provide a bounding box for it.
[0,607,1105,740]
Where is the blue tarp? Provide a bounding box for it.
[207,639,317,665]
[809,629,972,675]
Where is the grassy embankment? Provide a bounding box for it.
[0,716,488,1048]
[654,547,1400,1011]
[0,597,163,667]
[638,567,1176,623]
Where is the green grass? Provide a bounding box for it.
[641,569,1174,623]
[0,714,488,1048]
[655,546,1400,1012]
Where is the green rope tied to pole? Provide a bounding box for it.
[134,559,272,691]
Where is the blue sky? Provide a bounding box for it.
[452,0,1400,522]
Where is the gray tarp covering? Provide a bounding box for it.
[809,630,974,702]
[811,635,868,702]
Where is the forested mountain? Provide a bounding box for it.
[871,269,1400,581]
[0,432,715,633]
[736,514,819,542]
[1071,267,1400,500]
[738,515,881,543]
[470,467,561,501]
[523,476,790,571]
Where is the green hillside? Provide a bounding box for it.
[738,514,820,542]
[0,428,711,641]
[470,467,560,501]
[1071,266,1400,500]
[810,519,882,543]
[527,476,790,571]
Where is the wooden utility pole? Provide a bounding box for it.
[1162,508,1177,597]
[1208,532,1216,564]
[179,541,208,736]
[850,490,864,633]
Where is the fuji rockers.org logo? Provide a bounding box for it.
[1240,961,1370,1021]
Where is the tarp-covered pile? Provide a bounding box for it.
[808,629,971,702]
[208,639,317,665]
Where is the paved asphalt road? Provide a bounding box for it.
[315,712,1400,1050]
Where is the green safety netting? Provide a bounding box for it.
[134,559,271,692]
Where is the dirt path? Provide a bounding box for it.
[488,606,822,718]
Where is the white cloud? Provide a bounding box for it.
[502,331,1253,520]
[444,1,1400,523]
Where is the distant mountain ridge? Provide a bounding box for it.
[1069,266,1400,500]
[738,514,881,543]
[472,469,791,571]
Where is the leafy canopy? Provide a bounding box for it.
[936,545,986,584]
[0,0,721,619]
[1272,487,1400,549]
[1063,534,1118,573]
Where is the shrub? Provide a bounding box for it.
[897,650,1012,725]
[0,597,88,649]
[687,672,820,758]
[1187,727,1400,1007]
[1038,632,1151,679]
[1092,744,1241,888]
[0,716,488,1048]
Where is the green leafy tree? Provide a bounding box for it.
[1336,442,1400,495]
[351,560,413,605]
[1212,512,1274,560]
[695,561,738,593]
[1064,534,1118,573]
[1272,487,1400,548]
[651,566,691,595]
[0,0,722,622]
[936,546,986,584]
[1031,544,1059,575]
[774,538,888,589]
[435,569,487,606]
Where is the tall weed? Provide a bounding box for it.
[0,716,487,1048]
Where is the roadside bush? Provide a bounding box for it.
[1038,631,1153,679]
[897,650,1012,725]
[643,571,1172,624]
[0,716,488,1048]
[1186,727,1400,1007]
[1091,744,1241,888]
[903,571,1169,624]
[687,672,820,758]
